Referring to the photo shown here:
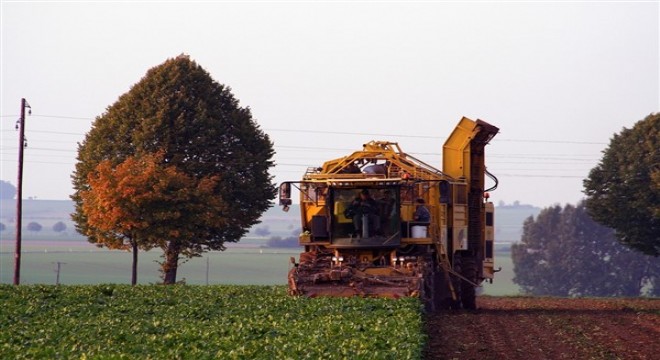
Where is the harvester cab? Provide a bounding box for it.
[279,117,499,311]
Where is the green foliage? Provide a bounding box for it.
[512,203,659,297]
[0,180,16,200]
[584,113,660,256]
[266,236,300,248]
[71,55,275,283]
[0,285,424,359]
[26,221,42,232]
[52,221,67,233]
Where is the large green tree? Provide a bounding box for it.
[512,202,659,297]
[584,113,660,256]
[72,55,275,284]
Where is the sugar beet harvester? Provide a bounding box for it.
[279,117,499,311]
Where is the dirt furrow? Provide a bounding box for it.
[424,297,660,360]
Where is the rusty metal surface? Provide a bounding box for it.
[288,251,430,299]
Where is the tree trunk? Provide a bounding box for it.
[162,242,180,285]
[131,241,138,286]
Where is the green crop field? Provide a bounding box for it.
[0,285,424,359]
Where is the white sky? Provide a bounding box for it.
[1,1,658,208]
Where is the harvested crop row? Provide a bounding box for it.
[0,285,424,359]
[425,296,660,360]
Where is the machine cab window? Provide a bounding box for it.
[330,187,401,247]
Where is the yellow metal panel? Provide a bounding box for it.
[442,117,478,179]
[333,201,352,223]
[401,238,433,245]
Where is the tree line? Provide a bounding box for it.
[513,113,659,296]
[0,221,67,233]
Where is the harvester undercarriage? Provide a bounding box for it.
[287,246,476,311]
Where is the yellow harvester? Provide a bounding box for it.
[279,117,499,310]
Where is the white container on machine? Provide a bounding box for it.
[411,225,427,238]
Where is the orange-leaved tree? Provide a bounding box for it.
[81,151,225,285]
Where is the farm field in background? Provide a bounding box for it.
[0,239,520,295]
[1,200,529,294]
[0,285,424,359]
[0,239,298,286]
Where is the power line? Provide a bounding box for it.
[0,137,78,145]
[31,114,93,121]
[264,128,607,145]
[1,129,84,136]
[267,128,443,139]
[1,146,77,153]
[0,114,92,121]
[0,142,604,162]
[0,159,75,165]
[2,115,609,144]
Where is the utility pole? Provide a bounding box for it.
[14,98,31,285]
[53,262,66,285]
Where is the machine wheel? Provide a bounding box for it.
[460,256,477,310]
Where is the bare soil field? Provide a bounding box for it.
[425,296,659,360]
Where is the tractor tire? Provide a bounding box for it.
[460,256,477,310]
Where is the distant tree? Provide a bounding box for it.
[0,222,5,231]
[266,236,300,248]
[512,203,659,297]
[254,226,271,237]
[72,55,275,284]
[0,180,16,200]
[584,113,660,256]
[52,221,67,233]
[27,222,43,232]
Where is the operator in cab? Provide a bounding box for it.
[413,198,430,223]
[349,189,380,238]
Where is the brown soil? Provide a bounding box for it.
[424,297,660,360]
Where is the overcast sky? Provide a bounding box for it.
[1,1,658,208]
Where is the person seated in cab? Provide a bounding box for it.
[413,198,430,223]
[346,189,380,237]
